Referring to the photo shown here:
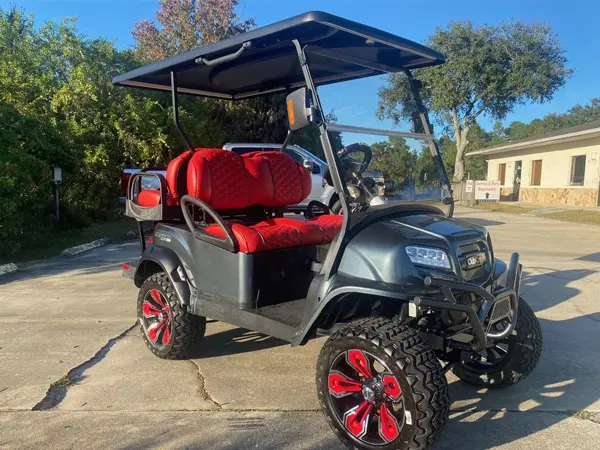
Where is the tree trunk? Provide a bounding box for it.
[454,138,468,182]
[451,108,470,183]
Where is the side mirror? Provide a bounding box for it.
[286,88,319,131]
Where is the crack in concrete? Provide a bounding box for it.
[31,324,136,411]
[189,360,222,409]
[572,410,600,425]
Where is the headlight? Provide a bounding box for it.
[405,246,451,269]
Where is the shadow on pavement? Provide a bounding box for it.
[576,252,600,263]
[190,326,287,359]
[440,266,600,449]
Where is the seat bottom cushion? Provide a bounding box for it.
[204,215,343,253]
[309,214,343,242]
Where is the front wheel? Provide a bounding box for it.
[452,297,543,387]
[316,318,449,450]
[331,199,343,214]
[137,272,206,360]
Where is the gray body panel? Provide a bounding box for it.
[132,209,495,347]
[292,211,491,345]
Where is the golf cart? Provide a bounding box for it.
[116,12,542,450]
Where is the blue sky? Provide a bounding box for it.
[10,0,600,143]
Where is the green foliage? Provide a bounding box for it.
[0,2,332,258]
[0,4,221,257]
[370,137,439,189]
[500,98,600,141]
[378,20,572,181]
[371,137,416,184]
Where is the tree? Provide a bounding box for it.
[371,137,416,184]
[131,0,304,149]
[486,97,600,146]
[378,20,572,182]
[439,123,488,180]
[0,5,172,255]
[132,0,254,63]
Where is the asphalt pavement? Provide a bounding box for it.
[1,207,599,449]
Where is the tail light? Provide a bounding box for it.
[121,172,132,196]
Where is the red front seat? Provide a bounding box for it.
[186,149,342,253]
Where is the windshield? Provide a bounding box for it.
[318,76,452,215]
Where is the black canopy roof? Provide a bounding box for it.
[113,11,445,100]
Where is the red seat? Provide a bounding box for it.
[138,190,179,207]
[205,216,343,253]
[137,150,194,207]
[142,148,344,253]
[204,218,322,253]
[308,214,344,242]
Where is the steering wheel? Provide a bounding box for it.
[336,143,372,180]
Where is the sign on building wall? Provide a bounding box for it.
[475,181,501,200]
[466,180,474,193]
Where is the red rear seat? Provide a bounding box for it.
[140,149,343,253]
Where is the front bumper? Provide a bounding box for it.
[414,253,522,352]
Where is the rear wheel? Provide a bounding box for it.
[452,298,542,387]
[137,272,206,359]
[316,318,448,450]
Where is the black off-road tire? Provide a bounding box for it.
[138,272,206,360]
[452,298,543,387]
[317,317,449,450]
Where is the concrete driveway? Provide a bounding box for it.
[1,207,599,449]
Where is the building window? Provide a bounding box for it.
[531,160,542,186]
[498,163,506,185]
[570,155,586,185]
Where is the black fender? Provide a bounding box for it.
[291,273,414,346]
[134,245,191,305]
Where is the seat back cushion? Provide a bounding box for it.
[243,151,311,207]
[187,149,251,210]
[187,149,311,210]
[166,150,193,198]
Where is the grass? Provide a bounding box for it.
[473,203,537,215]
[0,216,137,265]
[543,210,600,226]
[572,410,600,424]
[50,375,74,389]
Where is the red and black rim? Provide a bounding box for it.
[141,288,172,347]
[327,349,405,446]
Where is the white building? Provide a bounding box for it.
[468,121,600,207]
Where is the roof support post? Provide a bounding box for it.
[171,71,194,152]
[292,39,349,280]
[403,69,455,216]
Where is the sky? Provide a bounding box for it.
[9,0,600,144]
